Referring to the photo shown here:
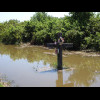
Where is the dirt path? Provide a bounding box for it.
[16,43,100,57]
[63,51,100,57]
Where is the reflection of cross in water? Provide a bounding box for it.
[47,33,73,70]
[56,71,74,87]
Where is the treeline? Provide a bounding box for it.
[0,12,100,51]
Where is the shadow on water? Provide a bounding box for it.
[40,69,57,73]
[40,68,70,73]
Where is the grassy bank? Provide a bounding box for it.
[0,73,10,87]
[0,83,4,87]
[0,81,10,87]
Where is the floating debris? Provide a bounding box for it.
[43,52,56,56]
[36,66,52,72]
[33,65,57,73]
[94,70,100,73]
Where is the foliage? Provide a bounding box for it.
[0,12,100,51]
[0,20,24,44]
[64,30,83,50]
[69,12,94,27]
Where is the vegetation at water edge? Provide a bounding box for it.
[0,12,100,51]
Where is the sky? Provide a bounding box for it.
[0,12,69,23]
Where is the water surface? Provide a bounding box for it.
[0,43,100,87]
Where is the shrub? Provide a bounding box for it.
[64,30,83,50]
[1,25,23,44]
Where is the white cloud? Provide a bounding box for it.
[47,12,69,18]
[0,12,69,23]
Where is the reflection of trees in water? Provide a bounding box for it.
[56,59,100,87]
[56,65,100,87]
[63,56,100,87]
[66,63,100,87]
[56,68,95,87]
[67,68,94,86]
[0,44,57,67]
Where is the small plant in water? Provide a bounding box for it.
[52,62,57,69]
[52,62,70,70]
[63,65,70,69]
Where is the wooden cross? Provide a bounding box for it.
[47,33,73,70]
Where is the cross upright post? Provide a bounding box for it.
[57,33,63,70]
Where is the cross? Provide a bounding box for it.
[47,33,73,70]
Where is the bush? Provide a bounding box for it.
[32,29,53,45]
[1,25,23,44]
[64,30,83,50]
[82,32,100,51]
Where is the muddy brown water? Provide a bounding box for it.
[0,43,100,87]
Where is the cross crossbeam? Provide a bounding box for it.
[47,43,73,48]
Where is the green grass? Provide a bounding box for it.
[0,83,4,87]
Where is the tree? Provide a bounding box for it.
[64,29,83,50]
[30,12,48,23]
[69,12,94,30]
